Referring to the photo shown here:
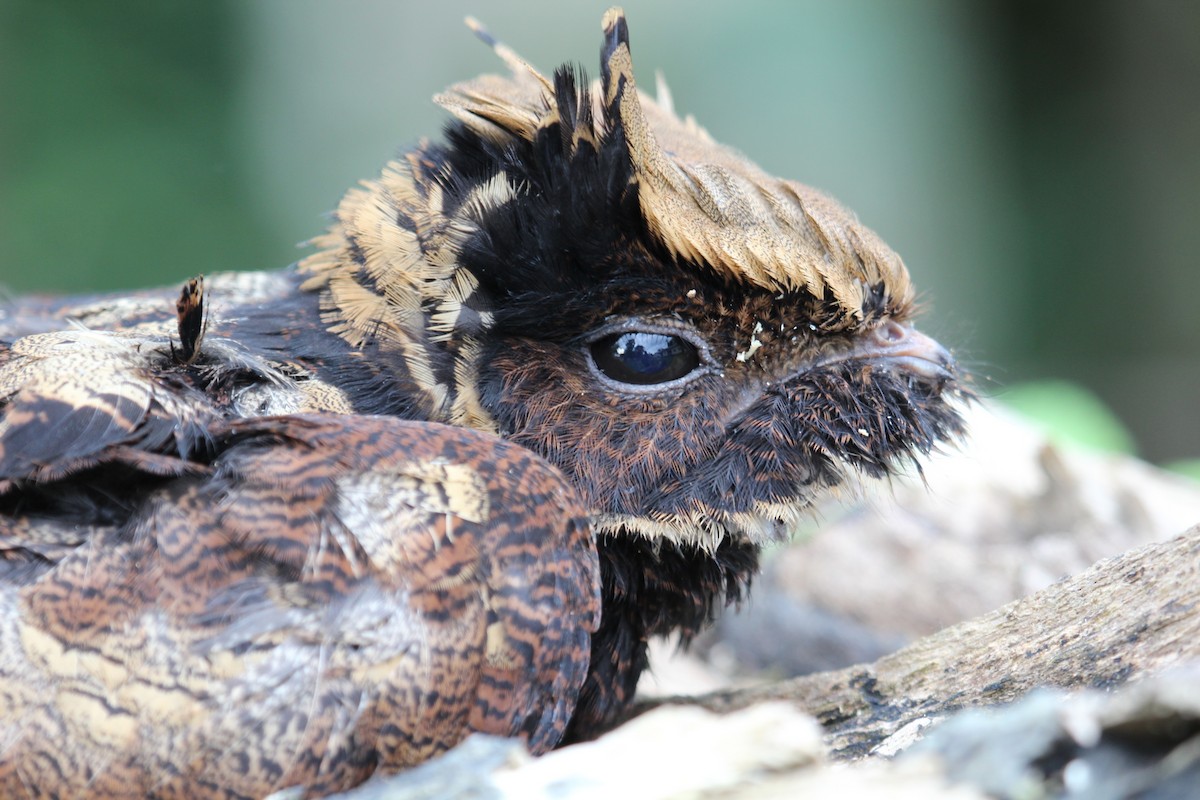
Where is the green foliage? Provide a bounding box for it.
[1163,460,1200,482]
[0,0,281,293]
[999,380,1136,455]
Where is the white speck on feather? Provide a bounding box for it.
[736,321,765,363]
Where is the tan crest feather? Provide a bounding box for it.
[600,8,910,314]
[436,8,914,318]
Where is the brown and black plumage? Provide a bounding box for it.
[0,8,963,798]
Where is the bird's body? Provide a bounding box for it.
[0,9,963,798]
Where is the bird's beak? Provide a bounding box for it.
[824,321,955,382]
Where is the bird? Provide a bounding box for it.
[0,7,964,799]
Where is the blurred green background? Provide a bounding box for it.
[1,1,1197,466]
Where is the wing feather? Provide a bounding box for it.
[0,413,599,797]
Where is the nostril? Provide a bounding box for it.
[877,321,906,343]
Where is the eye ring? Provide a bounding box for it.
[584,319,713,392]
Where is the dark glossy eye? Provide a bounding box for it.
[590,331,701,386]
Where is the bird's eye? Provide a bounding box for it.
[590,331,701,386]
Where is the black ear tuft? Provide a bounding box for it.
[554,68,579,156]
[552,67,595,157]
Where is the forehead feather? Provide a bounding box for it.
[435,7,913,318]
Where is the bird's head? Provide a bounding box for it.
[300,8,966,552]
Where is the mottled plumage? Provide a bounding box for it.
[0,8,963,798]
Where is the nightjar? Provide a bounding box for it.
[0,8,963,798]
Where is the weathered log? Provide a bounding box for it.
[640,524,1200,758]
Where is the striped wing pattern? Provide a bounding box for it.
[0,318,599,798]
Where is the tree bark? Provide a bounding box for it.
[637,524,1200,758]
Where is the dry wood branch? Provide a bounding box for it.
[638,524,1200,758]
